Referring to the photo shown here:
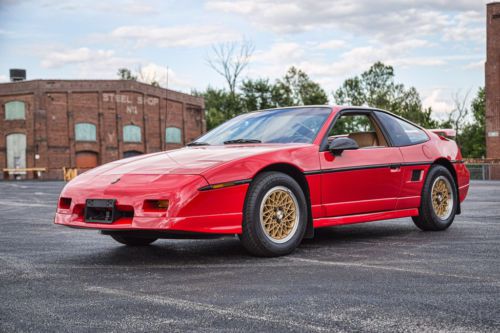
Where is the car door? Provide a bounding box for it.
[319,110,404,217]
[374,111,432,211]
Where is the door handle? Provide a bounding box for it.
[389,164,401,172]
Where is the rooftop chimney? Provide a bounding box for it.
[9,69,26,82]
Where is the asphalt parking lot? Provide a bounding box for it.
[0,181,499,332]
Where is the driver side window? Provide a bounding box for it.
[329,113,388,148]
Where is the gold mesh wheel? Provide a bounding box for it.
[259,186,300,244]
[431,176,453,220]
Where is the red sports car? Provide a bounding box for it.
[55,106,470,256]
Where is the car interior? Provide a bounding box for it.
[328,113,388,148]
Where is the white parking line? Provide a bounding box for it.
[87,286,330,332]
[0,201,53,208]
[288,257,500,285]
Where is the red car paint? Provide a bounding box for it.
[54,106,470,234]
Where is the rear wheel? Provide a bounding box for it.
[110,234,158,246]
[239,172,307,257]
[412,165,458,231]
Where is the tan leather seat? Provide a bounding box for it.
[348,132,379,148]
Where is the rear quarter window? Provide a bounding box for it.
[376,111,428,146]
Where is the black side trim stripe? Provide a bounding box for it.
[198,179,252,191]
[198,161,462,190]
[400,161,433,167]
[304,161,433,176]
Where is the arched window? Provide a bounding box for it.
[123,150,142,158]
[75,123,97,141]
[5,101,26,120]
[123,125,141,143]
[165,127,182,144]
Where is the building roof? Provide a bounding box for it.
[0,79,204,106]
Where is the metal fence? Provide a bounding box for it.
[465,163,500,180]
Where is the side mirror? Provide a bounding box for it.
[328,137,359,156]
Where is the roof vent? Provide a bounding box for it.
[10,69,26,82]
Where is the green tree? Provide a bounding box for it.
[240,78,277,111]
[458,87,485,158]
[200,67,328,129]
[274,67,328,106]
[333,62,437,128]
[117,68,137,81]
[196,87,243,130]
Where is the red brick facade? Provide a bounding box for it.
[0,80,205,179]
[486,3,500,166]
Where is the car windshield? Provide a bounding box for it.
[193,107,331,145]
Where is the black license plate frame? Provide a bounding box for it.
[84,199,117,224]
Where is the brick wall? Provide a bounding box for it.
[486,3,500,159]
[0,80,205,180]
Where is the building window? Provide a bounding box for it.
[166,127,182,144]
[5,101,26,120]
[75,123,97,141]
[6,133,27,169]
[123,125,141,143]
[123,150,142,158]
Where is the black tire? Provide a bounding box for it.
[239,172,308,257]
[412,165,458,231]
[110,234,158,246]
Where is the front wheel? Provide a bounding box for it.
[110,234,158,246]
[239,172,307,257]
[412,165,458,231]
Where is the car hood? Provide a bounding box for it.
[84,144,310,176]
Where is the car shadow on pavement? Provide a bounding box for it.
[56,221,418,267]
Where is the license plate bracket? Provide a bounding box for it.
[84,199,117,224]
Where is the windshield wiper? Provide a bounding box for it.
[187,141,210,146]
[223,139,262,145]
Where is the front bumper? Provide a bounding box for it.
[54,173,248,234]
[54,212,243,234]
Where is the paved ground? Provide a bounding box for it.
[0,181,499,332]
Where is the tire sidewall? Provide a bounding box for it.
[244,172,307,255]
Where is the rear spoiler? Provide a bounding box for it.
[429,129,456,138]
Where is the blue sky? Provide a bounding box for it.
[0,0,488,119]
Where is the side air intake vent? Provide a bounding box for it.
[411,170,422,182]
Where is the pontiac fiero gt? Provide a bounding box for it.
[55,106,470,256]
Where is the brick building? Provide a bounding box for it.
[0,79,205,179]
[486,2,500,160]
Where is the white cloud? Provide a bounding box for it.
[106,0,155,14]
[33,0,156,14]
[136,63,194,91]
[443,11,485,41]
[464,60,484,70]
[206,0,487,43]
[108,25,239,48]
[423,89,454,120]
[37,47,194,91]
[41,47,116,68]
[0,74,8,82]
[247,38,444,92]
[252,42,305,64]
[316,39,347,50]
[39,47,140,80]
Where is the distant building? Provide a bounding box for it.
[0,78,205,179]
[486,2,500,161]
